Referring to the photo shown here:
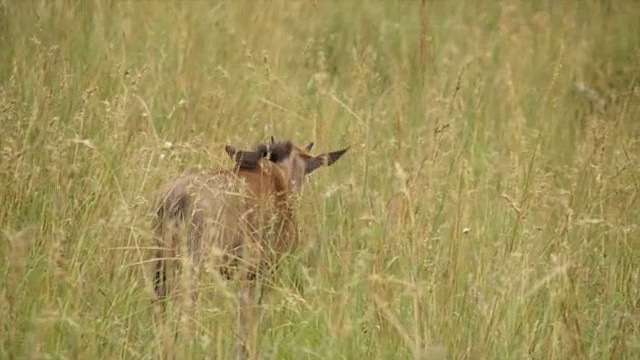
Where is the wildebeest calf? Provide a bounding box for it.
[151,136,349,359]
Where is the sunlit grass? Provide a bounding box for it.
[1,0,638,359]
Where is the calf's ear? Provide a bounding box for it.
[305,146,350,174]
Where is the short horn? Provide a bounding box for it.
[306,142,315,152]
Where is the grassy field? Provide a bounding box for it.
[1,0,639,359]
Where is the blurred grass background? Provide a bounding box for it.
[1,0,638,359]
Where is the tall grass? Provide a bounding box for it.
[1,0,638,359]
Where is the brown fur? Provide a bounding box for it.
[151,137,348,359]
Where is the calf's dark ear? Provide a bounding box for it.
[326,147,350,166]
[304,146,350,174]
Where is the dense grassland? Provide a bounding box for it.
[1,0,639,359]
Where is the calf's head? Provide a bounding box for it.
[225,136,349,191]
